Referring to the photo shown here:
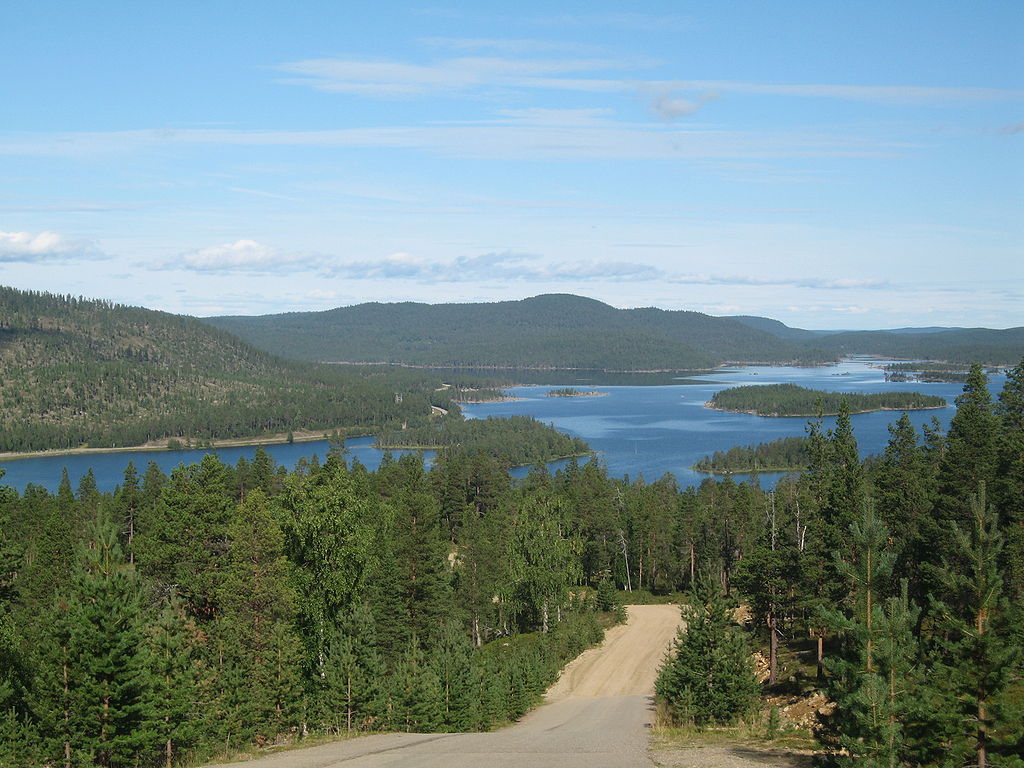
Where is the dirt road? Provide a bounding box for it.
[211,604,683,768]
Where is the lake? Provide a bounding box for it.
[0,359,1000,494]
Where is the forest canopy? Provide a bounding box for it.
[708,383,947,417]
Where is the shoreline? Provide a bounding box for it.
[0,427,372,463]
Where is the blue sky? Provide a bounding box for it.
[1,1,1021,328]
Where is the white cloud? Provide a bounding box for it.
[0,230,102,262]
[172,239,322,273]
[319,250,891,292]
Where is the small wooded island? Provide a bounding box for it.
[375,414,591,466]
[693,435,810,474]
[707,383,947,417]
[546,387,608,398]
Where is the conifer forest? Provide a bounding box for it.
[0,360,1021,766]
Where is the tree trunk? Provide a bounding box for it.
[768,611,778,685]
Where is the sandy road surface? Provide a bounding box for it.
[210,604,683,768]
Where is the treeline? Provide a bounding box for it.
[693,435,810,473]
[0,447,611,766]
[658,361,1024,767]
[376,415,591,467]
[1,359,1021,766]
[709,383,946,416]
[206,293,834,369]
[0,287,456,452]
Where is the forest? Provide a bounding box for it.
[375,414,591,467]
[206,293,1023,369]
[0,287,458,453]
[0,361,1021,767]
[709,383,947,417]
[205,294,834,369]
[692,435,810,474]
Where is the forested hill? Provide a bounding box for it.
[0,286,456,452]
[205,294,831,369]
[728,315,1024,365]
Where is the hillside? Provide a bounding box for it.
[729,314,1024,365]
[205,294,832,369]
[0,287,455,452]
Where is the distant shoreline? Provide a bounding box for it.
[703,402,949,418]
[0,428,369,463]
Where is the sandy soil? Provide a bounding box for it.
[206,605,685,768]
[547,603,683,700]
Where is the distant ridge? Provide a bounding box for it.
[207,294,1024,369]
[205,294,831,370]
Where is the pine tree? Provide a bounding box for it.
[817,501,909,767]
[319,606,384,733]
[927,486,1021,768]
[995,358,1024,602]
[873,413,935,600]
[146,594,200,768]
[214,489,302,746]
[385,642,443,732]
[937,364,1000,527]
[36,513,157,767]
[655,569,758,727]
[430,620,479,731]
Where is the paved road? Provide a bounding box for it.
[210,604,683,768]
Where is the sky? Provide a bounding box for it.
[1,1,1021,329]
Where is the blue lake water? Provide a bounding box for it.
[0,360,1001,494]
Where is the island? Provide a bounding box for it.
[375,414,591,467]
[693,436,810,474]
[707,383,947,417]
[546,387,608,398]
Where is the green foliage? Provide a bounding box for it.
[206,293,832,369]
[377,414,590,467]
[694,436,809,473]
[710,383,945,417]
[0,286,455,452]
[655,570,759,727]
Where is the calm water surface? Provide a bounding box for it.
[1,360,1001,493]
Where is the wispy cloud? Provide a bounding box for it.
[0,122,903,161]
[273,49,1023,112]
[319,250,890,291]
[0,230,103,262]
[321,251,661,283]
[274,55,637,99]
[420,37,602,55]
[167,239,323,273]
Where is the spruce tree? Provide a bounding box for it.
[655,569,758,727]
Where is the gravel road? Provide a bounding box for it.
[209,604,684,768]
